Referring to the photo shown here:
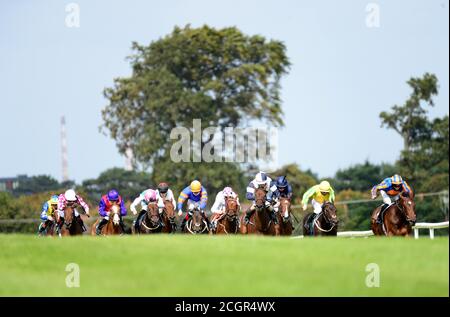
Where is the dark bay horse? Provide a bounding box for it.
[161,200,177,233]
[183,207,210,235]
[214,196,240,235]
[134,202,163,234]
[276,197,294,236]
[371,192,416,236]
[303,201,338,236]
[240,187,279,236]
[59,206,84,236]
[91,204,123,236]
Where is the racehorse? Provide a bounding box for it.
[214,196,240,235]
[183,207,210,235]
[161,199,177,233]
[135,202,163,234]
[276,197,294,236]
[59,206,84,236]
[90,204,123,236]
[240,187,279,236]
[371,192,416,236]
[303,201,338,236]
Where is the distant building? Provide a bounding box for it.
[0,175,27,192]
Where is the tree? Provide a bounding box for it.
[13,175,61,196]
[81,168,153,202]
[102,24,289,167]
[380,73,438,152]
[332,160,397,192]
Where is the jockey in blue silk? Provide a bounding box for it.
[243,171,278,224]
[38,195,59,235]
[95,189,127,235]
[177,180,211,231]
[371,174,413,224]
[271,175,293,213]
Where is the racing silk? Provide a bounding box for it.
[40,200,57,221]
[177,186,208,210]
[301,185,335,205]
[98,195,127,217]
[130,189,156,213]
[156,189,176,209]
[211,190,239,213]
[371,178,412,198]
[246,177,276,201]
[271,181,293,200]
[58,194,89,213]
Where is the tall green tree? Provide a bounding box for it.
[101,25,290,200]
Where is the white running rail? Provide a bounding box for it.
[413,221,449,239]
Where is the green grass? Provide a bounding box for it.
[0,234,448,296]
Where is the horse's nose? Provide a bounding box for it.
[408,219,416,226]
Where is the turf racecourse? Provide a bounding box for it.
[0,234,448,296]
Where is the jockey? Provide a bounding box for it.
[56,189,90,233]
[95,189,127,235]
[302,180,335,214]
[271,176,293,212]
[210,186,240,231]
[371,174,413,224]
[38,195,59,235]
[177,180,210,231]
[156,182,177,213]
[130,188,158,232]
[243,171,278,224]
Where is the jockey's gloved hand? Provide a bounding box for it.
[302,204,307,211]
[47,216,54,222]
[177,210,183,217]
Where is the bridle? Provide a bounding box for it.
[314,203,337,233]
[141,203,162,231]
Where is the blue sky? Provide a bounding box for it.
[0,0,448,183]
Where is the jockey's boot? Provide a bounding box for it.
[244,209,255,224]
[376,204,389,224]
[270,211,279,225]
[119,219,126,233]
[76,215,87,232]
[96,218,108,235]
[134,210,146,232]
[38,222,46,235]
[180,217,188,232]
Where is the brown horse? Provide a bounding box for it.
[214,196,240,235]
[183,207,210,234]
[371,192,416,236]
[58,206,84,236]
[303,202,338,236]
[161,200,177,233]
[276,197,294,236]
[133,202,163,234]
[240,187,279,236]
[90,204,123,236]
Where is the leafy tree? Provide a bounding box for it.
[81,167,153,202]
[13,175,61,196]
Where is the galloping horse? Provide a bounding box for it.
[240,187,279,236]
[134,202,163,234]
[59,206,84,236]
[303,201,338,236]
[371,192,416,236]
[276,197,294,236]
[161,200,177,234]
[214,196,240,235]
[183,207,210,235]
[91,204,123,236]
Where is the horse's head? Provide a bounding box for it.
[189,208,207,233]
[398,193,416,225]
[163,200,176,222]
[110,204,121,226]
[254,187,267,210]
[146,202,161,226]
[322,202,339,226]
[64,206,75,227]
[225,196,239,220]
[279,197,291,221]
